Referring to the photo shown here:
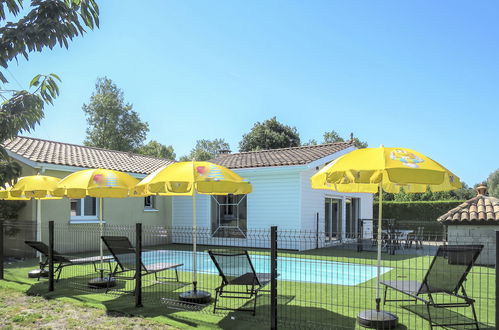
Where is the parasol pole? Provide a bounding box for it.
[99,197,104,278]
[376,183,383,311]
[36,199,42,262]
[192,160,198,292]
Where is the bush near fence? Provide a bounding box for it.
[373,200,464,233]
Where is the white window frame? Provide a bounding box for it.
[144,196,158,212]
[70,197,100,222]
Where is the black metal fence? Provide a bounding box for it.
[1,219,498,329]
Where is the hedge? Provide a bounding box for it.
[373,200,464,233]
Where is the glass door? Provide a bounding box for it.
[345,198,360,238]
[325,198,342,241]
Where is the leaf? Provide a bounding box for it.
[30,74,42,87]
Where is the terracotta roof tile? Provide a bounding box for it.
[3,136,174,175]
[211,142,355,169]
[438,195,499,223]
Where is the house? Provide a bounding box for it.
[438,184,499,265]
[3,136,374,252]
[2,136,175,253]
[171,142,374,250]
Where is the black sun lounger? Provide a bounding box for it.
[25,240,113,281]
[208,250,272,316]
[381,244,483,329]
[101,236,183,293]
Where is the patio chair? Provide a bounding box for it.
[208,250,272,316]
[406,226,424,249]
[381,244,483,329]
[101,236,183,293]
[24,240,113,281]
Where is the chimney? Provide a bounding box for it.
[218,149,231,155]
[476,184,488,196]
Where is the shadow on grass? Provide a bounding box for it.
[215,294,396,330]
[402,304,493,330]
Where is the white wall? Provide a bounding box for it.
[447,225,498,266]
[170,165,374,250]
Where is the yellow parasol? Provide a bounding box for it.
[310,146,461,328]
[135,161,252,303]
[54,168,142,285]
[0,175,62,271]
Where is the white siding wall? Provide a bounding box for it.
[171,165,374,251]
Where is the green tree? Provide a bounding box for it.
[180,139,230,161]
[83,77,149,152]
[138,140,176,160]
[322,130,344,143]
[0,0,99,186]
[239,117,300,152]
[322,130,368,148]
[488,169,499,198]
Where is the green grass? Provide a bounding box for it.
[1,245,495,329]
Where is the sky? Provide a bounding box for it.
[5,0,499,186]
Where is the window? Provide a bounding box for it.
[70,197,99,221]
[211,194,247,238]
[144,196,157,210]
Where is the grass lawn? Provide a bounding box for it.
[1,244,495,329]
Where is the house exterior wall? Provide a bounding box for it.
[447,225,498,266]
[172,165,374,251]
[299,167,373,249]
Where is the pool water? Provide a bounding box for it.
[142,250,391,286]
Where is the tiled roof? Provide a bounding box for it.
[437,195,499,223]
[2,136,174,175]
[211,142,355,169]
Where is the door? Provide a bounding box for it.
[346,198,360,238]
[325,198,342,240]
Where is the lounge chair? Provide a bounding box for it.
[381,244,483,329]
[101,236,183,293]
[208,250,272,316]
[25,240,113,281]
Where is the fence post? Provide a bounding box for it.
[0,221,4,280]
[496,231,498,329]
[316,213,319,249]
[270,226,278,330]
[135,222,143,308]
[48,221,54,292]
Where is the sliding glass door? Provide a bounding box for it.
[325,198,342,241]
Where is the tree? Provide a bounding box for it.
[0,0,99,186]
[488,169,499,198]
[322,130,344,144]
[322,130,368,148]
[180,139,230,161]
[138,140,176,160]
[302,139,318,146]
[83,77,149,152]
[239,117,300,152]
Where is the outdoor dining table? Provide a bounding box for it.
[382,229,414,255]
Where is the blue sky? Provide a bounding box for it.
[6,1,499,186]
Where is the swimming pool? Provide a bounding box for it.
[142,250,391,286]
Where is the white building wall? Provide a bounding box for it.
[447,225,498,266]
[171,165,374,251]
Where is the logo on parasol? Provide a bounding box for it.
[390,149,424,168]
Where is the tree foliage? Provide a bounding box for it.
[377,183,476,202]
[487,169,499,198]
[239,117,300,152]
[180,139,230,161]
[83,77,149,152]
[0,0,99,186]
[322,130,368,148]
[138,140,175,160]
